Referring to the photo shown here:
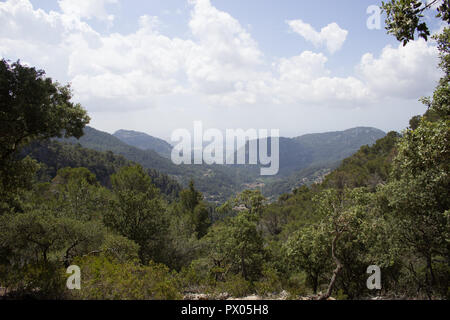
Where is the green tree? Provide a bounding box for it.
[180,180,202,212]
[204,211,265,281]
[0,60,90,214]
[311,188,379,299]
[382,0,449,45]
[180,180,211,239]
[284,225,331,294]
[0,156,40,214]
[235,189,267,216]
[0,208,105,294]
[0,59,89,163]
[104,165,169,264]
[381,0,450,299]
[381,120,449,297]
[49,167,110,222]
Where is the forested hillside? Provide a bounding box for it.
[59,126,384,202]
[113,129,173,158]
[59,126,246,202]
[293,127,386,168]
[22,140,182,198]
[259,127,386,197]
[61,126,181,175]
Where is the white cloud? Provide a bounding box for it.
[58,0,117,23]
[273,51,371,105]
[185,0,265,99]
[0,0,442,117]
[358,39,441,99]
[0,0,101,81]
[278,51,329,83]
[287,19,348,54]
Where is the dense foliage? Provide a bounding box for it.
[22,140,181,198]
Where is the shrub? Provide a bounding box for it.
[219,274,252,298]
[285,272,311,299]
[254,266,283,297]
[0,262,67,299]
[70,255,181,300]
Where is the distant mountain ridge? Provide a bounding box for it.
[113,129,173,158]
[58,126,386,202]
[22,140,182,198]
[289,127,386,171]
[239,127,386,177]
[59,127,249,202]
[61,127,180,175]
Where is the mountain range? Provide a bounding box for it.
[52,126,385,202]
[113,129,173,158]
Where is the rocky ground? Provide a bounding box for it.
[182,291,338,301]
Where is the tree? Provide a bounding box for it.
[0,156,39,214]
[0,59,90,163]
[381,120,449,297]
[382,0,449,45]
[235,190,267,216]
[380,0,450,299]
[0,60,90,214]
[180,180,211,239]
[312,188,377,299]
[285,225,331,294]
[104,165,169,264]
[49,167,109,222]
[193,203,211,239]
[421,27,450,120]
[204,211,265,282]
[0,207,105,298]
[180,180,202,213]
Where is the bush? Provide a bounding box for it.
[70,255,181,300]
[100,233,140,263]
[0,262,67,299]
[254,266,283,297]
[284,272,311,299]
[177,258,213,293]
[219,274,252,298]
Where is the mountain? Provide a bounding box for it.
[113,129,173,158]
[56,126,386,202]
[240,127,386,176]
[58,127,250,202]
[61,127,181,175]
[258,127,386,198]
[321,131,400,190]
[265,130,400,199]
[293,127,387,167]
[22,140,182,198]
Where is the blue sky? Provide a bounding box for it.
[30,0,401,75]
[1,0,445,140]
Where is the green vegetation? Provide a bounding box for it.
[0,0,448,300]
[22,140,181,198]
[61,126,250,202]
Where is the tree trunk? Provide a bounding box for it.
[241,249,247,280]
[425,254,435,300]
[312,274,318,295]
[320,234,342,300]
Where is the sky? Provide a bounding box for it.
[0,0,445,141]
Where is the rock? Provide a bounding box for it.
[183,293,210,300]
[227,295,260,300]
